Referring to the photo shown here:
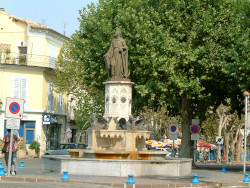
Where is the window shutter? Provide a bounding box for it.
[58,93,63,113]
[21,77,28,102]
[13,77,20,98]
[48,83,54,112]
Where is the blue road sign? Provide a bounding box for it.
[9,102,20,114]
[43,114,51,124]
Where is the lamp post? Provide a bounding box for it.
[243,91,249,174]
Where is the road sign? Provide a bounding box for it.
[240,129,250,136]
[191,133,199,140]
[43,114,51,124]
[170,134,177,140]
[66,127,72,133]
[216,136,224,144]
[192,119,200,125]
[190,124,201,134]
[5,98,24,119]
[169,123,178,134]
[66,132,72,139]
[6,119,20,129]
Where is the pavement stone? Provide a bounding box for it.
[0,158,250,187]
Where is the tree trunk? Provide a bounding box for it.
[179,93,193,159]
[224,133,230,164]
[235,132,243,162]
[216,106,228,163]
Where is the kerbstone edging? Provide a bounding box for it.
[0,176,250,187]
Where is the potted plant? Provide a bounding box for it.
[5,49,11,63]
[19,55,26,65]
[28,140,40,158]
[17,141,27,159]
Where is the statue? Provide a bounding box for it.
[104,28,130,79]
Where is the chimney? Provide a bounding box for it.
[0,8,5,12]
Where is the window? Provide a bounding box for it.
[49,43,56,68]
[18,47,27,55]
[12,76,28,107]
[47,82,54,112]
[57,93,63,113]
[4,120,35,144]
[18,47,27,64]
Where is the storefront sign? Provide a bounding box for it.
[43,114,51,124]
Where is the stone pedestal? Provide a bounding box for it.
[103,81,134,121]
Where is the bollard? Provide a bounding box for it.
[191,174,199,184]
[221,166,226,173]
[19,161,24,167]
[243,174,250,182]
[126,174,135,184]
[61,171,69,181]
[0,162,5,176]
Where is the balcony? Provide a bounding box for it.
[0,52,56,68]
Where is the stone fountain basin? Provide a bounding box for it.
[42,155,192,177]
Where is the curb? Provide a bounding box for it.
[1,176,250,187]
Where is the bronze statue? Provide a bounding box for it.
[104,28,130,79]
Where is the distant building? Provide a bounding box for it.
[0,9,71,156]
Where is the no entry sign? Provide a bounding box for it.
[190,124,201,134]
[5,97,24,119]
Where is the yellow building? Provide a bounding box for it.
[0,9,70,156]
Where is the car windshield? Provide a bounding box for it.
[55,143,87,150]
[78,144,87,149]
[56,144,66,150]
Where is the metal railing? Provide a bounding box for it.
[0,52,56,68]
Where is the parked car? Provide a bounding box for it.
[44,143,87,155]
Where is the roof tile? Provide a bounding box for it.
[0,10,49,29]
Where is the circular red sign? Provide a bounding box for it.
[9,102,20,114]
[190,124,200,134]
[170,125,177,133]
[66,132,72,139]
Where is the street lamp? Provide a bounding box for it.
[243,91,249,174]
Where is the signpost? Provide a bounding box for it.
[66,127,72,143]
[5,97,24,176]
[191,119,200,163]
[243,91,249,174]
[169,123,178,157]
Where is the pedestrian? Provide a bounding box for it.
[13,129,20,174]
[203,148,208,163]
[199,151,204,162]
[1,129,21,175]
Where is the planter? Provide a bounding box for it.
[17,149,27,159]
[28,149,39,158]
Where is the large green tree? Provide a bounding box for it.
[55,0,249,158]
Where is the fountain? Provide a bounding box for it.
[42,28,192,177]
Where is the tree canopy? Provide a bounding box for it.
[55,0,249,158]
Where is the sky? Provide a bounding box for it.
[1,0,99,37]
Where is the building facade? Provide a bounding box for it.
[0,9,70,155]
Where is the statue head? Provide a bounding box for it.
[115,28,121,38]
